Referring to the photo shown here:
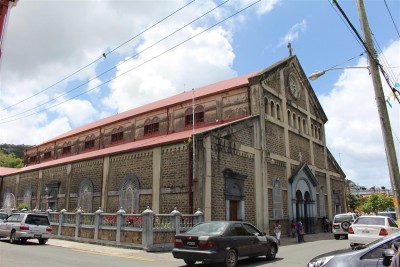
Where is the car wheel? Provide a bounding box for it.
[224,249,238,267]
[334,234,340,240]
[266,244,277,260]
[183,259,196,266]
[9,230,18,244]
[20,238,27,244]
[38,238,48,245]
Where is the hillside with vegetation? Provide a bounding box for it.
[0,144,31,168]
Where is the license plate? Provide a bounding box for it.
[362,230,370,233]
[34,234,42,238]
[186,241,196,246]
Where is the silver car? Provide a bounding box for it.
[0,213,52,244]
[308,230,400,267]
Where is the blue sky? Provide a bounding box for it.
[0,0,399,189]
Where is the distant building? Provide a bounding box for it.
[0,55,345,234]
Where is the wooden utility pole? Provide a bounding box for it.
[356,0,400,222]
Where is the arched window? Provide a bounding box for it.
[62,142,72,155]
[276,104,281,121]
[311,124,314,137]
[297,116,301,131]
[44,148,52,161]
[270,101,275,118]
[287,110,291,126]
[111,127,124,143]
[272,177,283,218]
[302,119,307,134]
[195,106,204,124]
[265,98,269,115]
[317,128,321,140]
[120,173,141,213]
[78,179,93,212]
[84,135,95,150]
[152,117,160,132]
[185,106,205,127]
[292,113,297,128]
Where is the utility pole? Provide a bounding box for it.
[355,0,400,222]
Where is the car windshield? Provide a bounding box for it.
[334,215,353,223]
[186,222,229,235]
[25,215,50,225]
[355,217,385,225]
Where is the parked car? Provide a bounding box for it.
[308,230,400,267]
[348,215,399,247]
[0,213,52,244]
[332,213,358,240]
[0,212,8,222]
[172,221,278,267]
[378,211,397,221]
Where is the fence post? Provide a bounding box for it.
[75,207,83,239]
[116,207,125,244]
[59,209,66,236]
[94,207,103,241]
[141,206,154,250]
[170,207,181,235]
[194,208,204,225]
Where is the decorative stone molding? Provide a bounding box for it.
[111,151,153,162]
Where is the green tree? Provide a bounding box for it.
[346,192,360,212]
[0,149,23,168]
[358,193,394,214]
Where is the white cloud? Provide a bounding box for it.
[319,40,400,188]
[278,19,307,47]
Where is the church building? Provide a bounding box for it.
[0,55,346,234]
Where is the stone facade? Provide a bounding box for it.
[0,56,345,235]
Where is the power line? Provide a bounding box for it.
[0,0,196,113]
[0,0,261,124]
[0,0,232,122]
[383,0,400,39]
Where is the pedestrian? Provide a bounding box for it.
[296,219,304,243]
[324,217,330,233]
[322,216,326,232]
[274,221,281,246]
[291,219,296,238]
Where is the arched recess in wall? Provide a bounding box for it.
[272,177,283,218]
[78,178,94,212]
[22,187,32,210]
[119,173,141,213]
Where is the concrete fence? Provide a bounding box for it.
[45,207,204,252]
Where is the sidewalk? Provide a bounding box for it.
[280,232,333,246]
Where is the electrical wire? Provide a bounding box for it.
[0,0,261,124]
[0,0,232,122]
[0,0,196,113]
[383,0,400,39]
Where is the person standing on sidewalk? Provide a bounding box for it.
[274,221,281,246]
[290,219,296,238]
[296,219,305,243]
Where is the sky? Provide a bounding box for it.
[0,0,399,189]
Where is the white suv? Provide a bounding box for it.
[0,213,52,244]
[332,213,358,240]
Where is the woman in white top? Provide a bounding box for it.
[274,221,281,246]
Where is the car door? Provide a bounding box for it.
[242,222,267,256]
[228,223,254,257]
[0,214,17,236]
[359,237,400,267]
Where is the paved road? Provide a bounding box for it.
[0,232,350,267]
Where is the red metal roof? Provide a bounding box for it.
[42,71,257,145]
[0,167,19,176]
[5,121,236,175]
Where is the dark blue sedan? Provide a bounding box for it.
[172,221,278,267]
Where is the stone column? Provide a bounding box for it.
[152,147,161,213]
[101,156,110,211]
[141,207,154,249]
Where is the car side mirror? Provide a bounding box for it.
[382,249,395,266]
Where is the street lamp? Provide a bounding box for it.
[309,64,400,222]
[308,66,369,81]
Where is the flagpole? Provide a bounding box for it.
[192,88,195,182]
